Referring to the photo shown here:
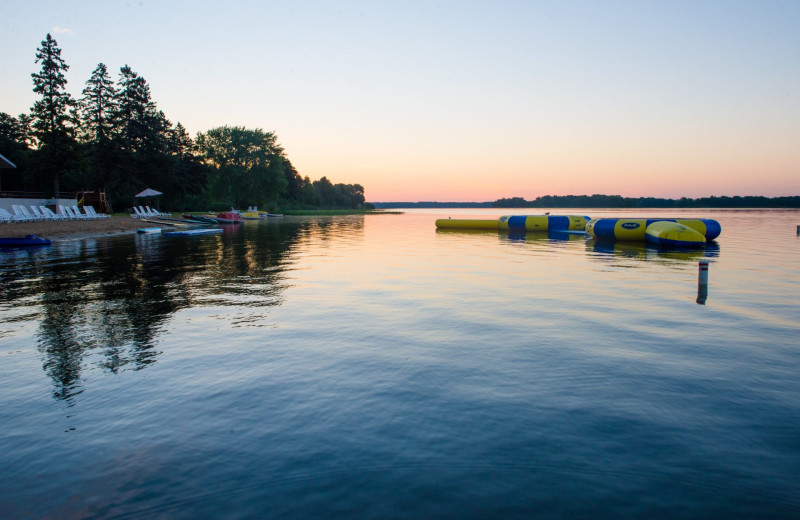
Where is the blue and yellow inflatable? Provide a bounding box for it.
[586,218,721,247]
[435,215,591,232]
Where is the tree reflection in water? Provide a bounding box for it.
[0,217,364,403]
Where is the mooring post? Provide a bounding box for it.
[698,260,709,286]
[696,260,709,305]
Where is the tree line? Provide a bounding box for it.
[0,34,367,212]
[493,194,800,208]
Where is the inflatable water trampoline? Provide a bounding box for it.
[586,218,721,248]
[435,215,592,232]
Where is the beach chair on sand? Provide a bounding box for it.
[40,206,63,221]
[0,208,14,223]
[69,206,89,220]
[12,205,35,222]
[130,207,143,218]
[85,205,108,218]
[58,205,73,220]
[20,205,41,221]
[73,205,95,219]
[2,207,28,222]
[31,206,49,221]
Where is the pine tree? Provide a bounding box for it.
[80,63,117,144]
[114,65,158,152]
[30,33,77,194]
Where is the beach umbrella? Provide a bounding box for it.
[135,188,163,198]
[135,188,163,210]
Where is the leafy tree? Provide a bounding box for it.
[30,33,78,194]
[196,126,286,209]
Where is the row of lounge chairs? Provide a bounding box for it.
[130,206,170,218]
[0,204,109,223]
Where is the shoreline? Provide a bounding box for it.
[1,215,157,240]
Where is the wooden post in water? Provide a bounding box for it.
[697,260,709,305]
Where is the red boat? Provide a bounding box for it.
[214,211,241,224]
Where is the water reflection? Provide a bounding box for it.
[435,228,585,244]
[0,218,365,403]
[587,239,720,265]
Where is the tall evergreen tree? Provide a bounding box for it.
[164,122,206,211]
[113,65,159,152]
[30,33,77,194]
[80,63,117,144]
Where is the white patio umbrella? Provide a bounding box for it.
[135,188,163,211]
[135,188,163,198]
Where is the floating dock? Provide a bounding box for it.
[586,218,721,244]
[435,215,592,232]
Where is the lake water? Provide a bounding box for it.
[1,208,799,519]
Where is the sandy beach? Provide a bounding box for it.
[0,215,172,240]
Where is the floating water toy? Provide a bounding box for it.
[435,215,592,232]
[586,218,721,247]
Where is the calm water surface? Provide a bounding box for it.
[1,209,799,519]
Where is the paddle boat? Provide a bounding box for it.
[0,234,51,247]
[240,211,263,220]
[435,215,592,232]
[214,211,242,224]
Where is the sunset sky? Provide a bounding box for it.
[1,1,798,202]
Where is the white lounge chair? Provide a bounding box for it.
[2,207,28,222]
[30,206,48,220]
[73,205,95,219]
[85,205,108,218]
[12,205,35,222]
[59,205,83,220]
[40,206,63,220]
[20,205,41,221]
[69,206,89,220]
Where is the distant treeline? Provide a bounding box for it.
[371,201,493,208]
[372,195,800,209]
[0,34,367,212]
[492,195,800,208]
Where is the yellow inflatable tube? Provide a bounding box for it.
[436,215,591,231]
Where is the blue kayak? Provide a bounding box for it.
[0,234,51,247]
[163,228,223,236]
